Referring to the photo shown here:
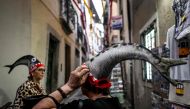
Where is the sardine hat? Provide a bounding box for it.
[5,55,44,74]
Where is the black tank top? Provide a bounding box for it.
[60,97,123,109]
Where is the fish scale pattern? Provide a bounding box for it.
[85,43,186,86]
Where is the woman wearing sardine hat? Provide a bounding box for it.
[5,55,46,109]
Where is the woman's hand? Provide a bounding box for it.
[66,64,89,90]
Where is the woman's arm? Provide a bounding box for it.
[33,64,89,109]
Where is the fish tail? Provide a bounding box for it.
[4,65,13,74]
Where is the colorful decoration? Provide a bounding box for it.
[176,82,184,96]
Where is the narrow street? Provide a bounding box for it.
[0,0,190,109]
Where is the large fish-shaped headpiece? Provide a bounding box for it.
[85,43,186,86]
[5,55,44,74]
[64,43,187,102]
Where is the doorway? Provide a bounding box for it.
[65,44,71,83]
[46,34,59,94]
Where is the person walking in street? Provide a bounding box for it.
[5,55,46,109]
[33,63,122,109]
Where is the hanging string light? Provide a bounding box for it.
[83,0,93,31]
[101,0,106,17]
[83,0,93,18]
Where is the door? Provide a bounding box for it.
[65,44,71,83]
[46,34,59,94]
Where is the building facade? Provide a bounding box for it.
[127,0,190,108]
[0,0,88,106]
[105,0,190,108]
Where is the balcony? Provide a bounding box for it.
[60,0,76,35]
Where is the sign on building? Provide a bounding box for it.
[111,16,123,30]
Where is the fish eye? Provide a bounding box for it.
[31,58,36,62]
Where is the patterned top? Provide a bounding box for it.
[10,80,46,109]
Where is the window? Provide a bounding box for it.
[141,22,156,81]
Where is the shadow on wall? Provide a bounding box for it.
[0,88,11,107]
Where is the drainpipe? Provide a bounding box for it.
[127,0,135,109]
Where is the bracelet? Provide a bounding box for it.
[57,87,67,98]
[47,96,60,107]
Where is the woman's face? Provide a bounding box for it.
[32,66,45,81]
